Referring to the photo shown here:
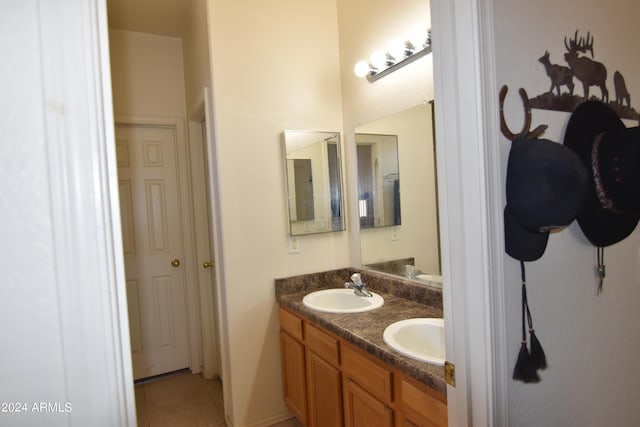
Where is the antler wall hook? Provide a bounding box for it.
[499,85,548,141]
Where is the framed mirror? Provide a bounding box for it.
[357,103,442,282]
[356,133,400,229]
[283,130,345,236]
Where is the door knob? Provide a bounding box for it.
[203,261,213,269]
[171,259,181,267]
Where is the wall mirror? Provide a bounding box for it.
[283,130,345,236]
[357,103,442,282]
[356,133,400,228]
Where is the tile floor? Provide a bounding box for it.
[134,370,302,427]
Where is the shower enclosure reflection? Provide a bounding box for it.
[356,133,401,228]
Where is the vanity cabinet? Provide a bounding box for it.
[305,322,343,426]
[342,344,394,427]
[279,307,447,427]
[344,378,394,427]
[307,349,343,426]
[279,309,308,423]
[400,378,448,427]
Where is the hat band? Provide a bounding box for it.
[591,132,621,213]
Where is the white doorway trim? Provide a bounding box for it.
[431,0,504,425]
[25,0,136,424]
[200,86,234,425]
[115,115,204,376]
[187,94,222,380]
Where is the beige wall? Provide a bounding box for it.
[206,0,347,424]
[337,0,433,127]
[183,0,210,115]
[493,0,640,424]
[336,0,433,267]
[109,29,187,118]
[204,1,433,423]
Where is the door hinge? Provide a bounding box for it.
[445,360,456,387]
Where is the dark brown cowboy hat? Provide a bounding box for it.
[563,101,640,247]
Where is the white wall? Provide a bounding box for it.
[206,0,347,425]
[492,0,640,424]
[1,7,68,425]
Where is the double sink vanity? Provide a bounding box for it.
[275,267,447,427]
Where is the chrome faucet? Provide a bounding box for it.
[344,273,373,297]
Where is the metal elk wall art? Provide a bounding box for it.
[531,30,639,121]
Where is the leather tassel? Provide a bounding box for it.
[513,341,540,383]
[522,260,547,372]
[528,329,547,370]
[513,261,541,383]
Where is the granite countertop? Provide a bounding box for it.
[275,268,447,397]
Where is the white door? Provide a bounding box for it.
[116,124,190,380]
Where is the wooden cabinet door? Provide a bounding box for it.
[343,379,394,427]
[400,379,448,427]
[280,331,307,424]
[307,351,343,427]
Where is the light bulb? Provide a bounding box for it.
[354,61,370,78]
[409,28,428,50]
[387,38,406,61]
[369,50,386,69]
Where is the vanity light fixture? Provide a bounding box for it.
[354,28,431,83]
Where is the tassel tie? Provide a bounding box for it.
[596,246,605,295]
[513,261,547,383]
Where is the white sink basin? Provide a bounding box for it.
[383,318,445,365]
[302,288,384,313]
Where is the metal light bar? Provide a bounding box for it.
[366,45,432,83]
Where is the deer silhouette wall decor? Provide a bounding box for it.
[614,70,631,107]
[522,30,638,122]
[539,50,574,96]
[564,30,608,102]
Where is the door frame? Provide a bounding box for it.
[201,86,234,422]
[187,94,222,380]
[115,115,204,376]
[432,0,506,425]
[50,0,503,423]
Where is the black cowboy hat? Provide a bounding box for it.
[563,101,640,247]
[505,138,588,261]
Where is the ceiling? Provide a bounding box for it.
[106,0,192,37]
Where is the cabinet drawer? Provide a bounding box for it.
[280,308,304,341]
[342,344,393,403]
[306,323,340,366]
[401,379,447,427]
